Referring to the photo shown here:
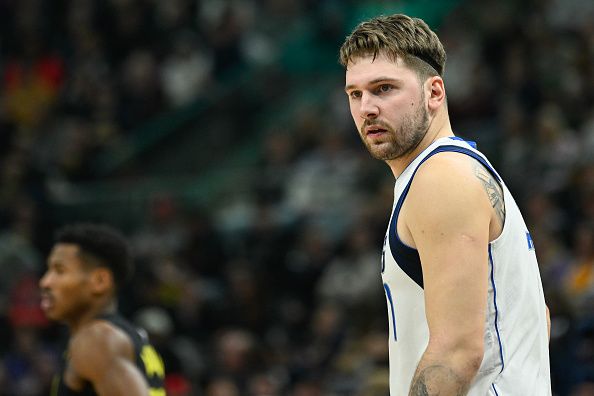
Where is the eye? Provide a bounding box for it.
[376,84,393,94]
[349,90,362,99]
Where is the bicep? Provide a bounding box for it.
[93,358,149,396]
[406,159,491,348]
[70,322,149,396]
[418,217,489,344]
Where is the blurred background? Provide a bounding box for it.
[0,0,593,395]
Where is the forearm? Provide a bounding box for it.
[408,348,481,396]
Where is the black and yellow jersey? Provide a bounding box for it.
[51,313,166,396]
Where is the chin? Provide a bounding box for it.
[370,148,400,161]
[42,309,62,322]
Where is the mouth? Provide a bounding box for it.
[365,127,388,137]
[40,294,54,311]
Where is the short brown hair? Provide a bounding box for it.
[339,14,446,78]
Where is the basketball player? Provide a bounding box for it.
[340,14,551,395]
[39,223,166,396]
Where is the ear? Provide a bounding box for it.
[426,76,446,111]
[89,268,115,294]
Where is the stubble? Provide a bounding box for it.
[360,98,429,161]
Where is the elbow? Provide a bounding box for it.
[428,336,484,378]
[452,340,483,377]
[462,344,484,377]
[450,342,484,382]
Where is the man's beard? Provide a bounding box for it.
[360,101,429,161]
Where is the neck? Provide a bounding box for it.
[68,299,117,334]
[387,106,453,178]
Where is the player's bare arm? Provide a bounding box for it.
[546,305,551,340]
[400,153,492,395]
[69,320,150,396]
[473,162,505,229]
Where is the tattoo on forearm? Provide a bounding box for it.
[409,365,467,396]
[474,164,506,226]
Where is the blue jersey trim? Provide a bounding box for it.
[526,231,535,251]
[388,143,501,289]
[388,208,424,288]
[489,245,505,373]
[432,145,501,182]
[449,136,477,149]
[492,383,500,396]
[383,283,398,341]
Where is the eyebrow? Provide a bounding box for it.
[344,77,402,92]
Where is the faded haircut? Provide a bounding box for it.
[339,14,446,79]
[55,223,133,289]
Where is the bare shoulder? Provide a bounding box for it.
[411,150,506,228]
[407,152,488,211]
[400,152,493,235]
[70,320,135,379]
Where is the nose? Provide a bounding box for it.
[39,271,51,290]
[359,92,379,120]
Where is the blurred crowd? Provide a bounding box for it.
[1,0,594,395]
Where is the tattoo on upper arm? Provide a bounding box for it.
[473,164,506,226]
[409,365,467,396]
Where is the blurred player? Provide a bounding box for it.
[40,223,166,396]
[340,14,551,395]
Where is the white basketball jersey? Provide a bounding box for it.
[381,137,551,395]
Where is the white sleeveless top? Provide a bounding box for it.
[381,137,551,395]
